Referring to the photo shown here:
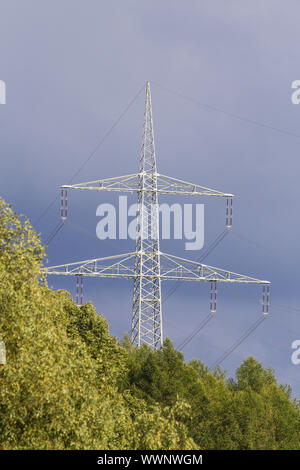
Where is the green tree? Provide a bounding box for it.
[0,199,197,450]
[0,198,299,450]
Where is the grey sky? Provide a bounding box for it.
[1,1,300,393]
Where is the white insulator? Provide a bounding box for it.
[262,285,270,315]
[60,188,68,221]
[210,280,217,314]
[226,197,233,228]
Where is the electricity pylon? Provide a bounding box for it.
[44,82,270,349]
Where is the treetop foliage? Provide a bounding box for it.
[0,198,299,449]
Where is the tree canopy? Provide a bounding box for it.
[0,198,299,449]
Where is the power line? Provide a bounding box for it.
[231,232,300,316]
[151,82,299,354]
[272,303,300,314]
[66,84,145,184]
[34,83,145,227]
[163,228,229,304]
[210,316,267,370]
[177,313,213,350]
[150,82,299,360]
[170,224,300,354]
[165,230,230,351]
[153,81,300,139]
[66,219,124,250]
[175,224,300,357]
[45,221,65,246]
[177,288,300,362]
[206,330,300,388]
[163,229,230,350]
[43,82,268,350]
[235,291,300,317]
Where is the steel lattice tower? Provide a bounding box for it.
[44,81,270,350]
[132,83,162,347]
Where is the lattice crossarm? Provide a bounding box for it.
[61,172,234,197]
[42,252,137,280]
[156,174,234,197]
[61,173,140,193]
[159,252,270,284]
